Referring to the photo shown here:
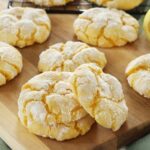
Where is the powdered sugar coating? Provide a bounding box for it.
[27,0,73,7]
[71,63,128,131]
[126,54,150,98]
[0,42,23,86]
[74,8,139,48]
[38,41,107,72]
[18,71,94,141]
[0,7,51,48]
[89,0,143,10]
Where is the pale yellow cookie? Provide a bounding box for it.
[27,0,73,6]
[18,71,94,141]
[0,42,23,86]
[0,7,51,48]
[38,41,107,72]
[74,8,139,48]
[71,63,128,131]
[89,0,144,10]
[126,54,150,98]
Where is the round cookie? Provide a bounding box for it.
[38,41,107,72]
[73,8,139,48]
[88,0,144,10]
[0,7,51,48]
[126,54,150,98]
[71,63,128,131]
[18,71,94,141]
[0,42,23,86]
[26,0,73,7]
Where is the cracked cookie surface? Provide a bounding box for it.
[18,71,94,141]
[88,0,143,10]
[0,42,23,86]
[74,8,139,48]
[126,54,150,98]
[0,7,51,48]
[26,0,73,6]
[38,41,107,72]
[71,63,128,131]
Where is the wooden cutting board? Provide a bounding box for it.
[0,1,150,150]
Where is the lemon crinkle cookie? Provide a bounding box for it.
[26,0,73,6]
[71,63,128,131]
[0,42,23,86]
[0,7,51,48]
[126,54,150,98]
[18,71,94,141]
[74,8,139,48]
[88,0,144,10]
[38,41,107,72]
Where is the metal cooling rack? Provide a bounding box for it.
[8,0,150,14]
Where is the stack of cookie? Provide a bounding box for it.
[18,41,128,141]
[0,0,150,142]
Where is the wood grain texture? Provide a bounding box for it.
[0,1,150,150]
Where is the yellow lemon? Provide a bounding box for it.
[143,9,150,41]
